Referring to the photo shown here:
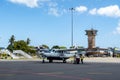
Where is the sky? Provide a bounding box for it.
[1,0,120,48]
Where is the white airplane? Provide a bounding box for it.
[36,49,75,63]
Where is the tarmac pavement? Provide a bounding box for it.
[0,57,120,80]
[1,57,120,63]
[84,57,120,63]
[0,61,120,80]
[68,57,120,64]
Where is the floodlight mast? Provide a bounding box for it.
[70,8,75,47]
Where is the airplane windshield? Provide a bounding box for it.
[41,49,51,53]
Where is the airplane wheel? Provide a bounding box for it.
[63,59,66,63]
[49,59,53,63]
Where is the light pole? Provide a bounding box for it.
[70,8,75,47]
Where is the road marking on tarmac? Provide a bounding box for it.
[34,72,92,80]
[0,74,15,76]
[36,72,63,75]
[88,72,112,75]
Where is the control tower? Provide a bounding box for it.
[85,29,97,49]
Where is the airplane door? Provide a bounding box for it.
[59,52,64,57]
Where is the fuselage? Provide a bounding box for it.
[37,49,75,62]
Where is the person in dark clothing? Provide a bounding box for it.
[80,55,84,64]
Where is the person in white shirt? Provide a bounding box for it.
[74,53,80,64]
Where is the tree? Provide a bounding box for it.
[7,44,13,52]
[13,40,36,55]
[14,40,28,52]
[26,38,30,45]
[41,44,49,49]
[7,36,36,55]
[7,35,15,52]
[70,46,84,49]
[9,35,15,45]
[27,46,36,56]
[69,46,75,49]
[52,45,60,49]
[59,46,67,49]
[76,46,84,49]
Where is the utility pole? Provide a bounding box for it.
[70,8,75,47]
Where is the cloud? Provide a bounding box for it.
[89,8,97,15]
[48,8,68,16]
[113,21,120,34]
[8,0,65,16]
[9,0,50,8]
[47,1,59,16]
[47,2,67,16]
[48,2,57,7]
[9,0,39,8]
[75,6,88,13]
[48,8,60,16]
[89,5,120,18]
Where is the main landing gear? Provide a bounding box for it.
[49,59,53,63]
[63,58,66,63]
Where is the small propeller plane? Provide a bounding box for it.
[36,49,75,63]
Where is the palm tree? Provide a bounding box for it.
[9,35,15,45]
[27,38,30,45]
[8,35,15,52]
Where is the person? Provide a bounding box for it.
[74,53,80,64]
[73,54,76,64]
[80,55,84,64]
